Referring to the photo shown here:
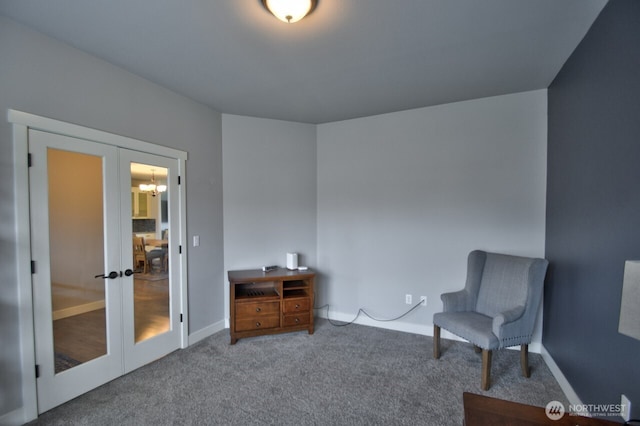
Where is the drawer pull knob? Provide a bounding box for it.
[256,322,261,328]
[295,304,300,309]
[256,307,261,312]
[295,317,300,323]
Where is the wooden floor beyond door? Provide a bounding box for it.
[53,276,169,372]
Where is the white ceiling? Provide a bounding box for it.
[131,163,167,181]
[0,0,607,124]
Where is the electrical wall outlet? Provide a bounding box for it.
[420,296,427,306]
[405,294,412,304]
[621,394,631,421]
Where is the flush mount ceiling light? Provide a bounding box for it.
[261,0,318,24]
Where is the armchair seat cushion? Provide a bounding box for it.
[433,311,499,350]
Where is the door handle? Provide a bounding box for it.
[124,269,135,277]
[94,271,119,279]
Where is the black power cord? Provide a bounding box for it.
[313,299,424,327]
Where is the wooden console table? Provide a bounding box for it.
[463,392,621,425]
[228,268,315,344]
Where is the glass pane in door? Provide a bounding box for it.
[48,148,107,373]
[130,163,170,343]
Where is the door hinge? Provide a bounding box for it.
[180,314,183,323]
[178,176,181,185]
[31,260,36,274]
[179,245,182,254]
[35,364,40,378]
[28,153,32,167]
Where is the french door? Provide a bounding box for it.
[29,129,182,413]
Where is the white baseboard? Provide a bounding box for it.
[315,309,433,336]
[0,406,30,426]
[314,309,542,353]
[52,300,105,320]
[187,319,226,346]
[540,344,583,406]
[189,313,462,347]
[186,311,546,357]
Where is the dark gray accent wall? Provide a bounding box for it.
[546,0,640,418]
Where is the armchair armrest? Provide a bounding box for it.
[441,290,470,312]
[492,305,525,337]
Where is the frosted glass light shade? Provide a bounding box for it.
[262,0,317,23]
[139,183,155,192]
[139,183,166,193]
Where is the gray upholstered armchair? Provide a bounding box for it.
[433,250,549,390]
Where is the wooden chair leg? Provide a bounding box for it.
[481,349,492,390]
[433,325,441,359]
[521,344,531,378]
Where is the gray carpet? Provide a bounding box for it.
[29,319,568,425]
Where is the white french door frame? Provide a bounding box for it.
[10,109,189,422]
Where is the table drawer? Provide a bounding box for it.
[283,313,310,327]
[235,315,280,332]
[236,301,280,317]
[283,298,310,313]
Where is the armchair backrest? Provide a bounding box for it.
[466,250,548,318]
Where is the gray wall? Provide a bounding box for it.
[0,16,224,418]
[316,90,548,336]
[222,114,317,320]
[546,0,640,418]
[221,92,548,340]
